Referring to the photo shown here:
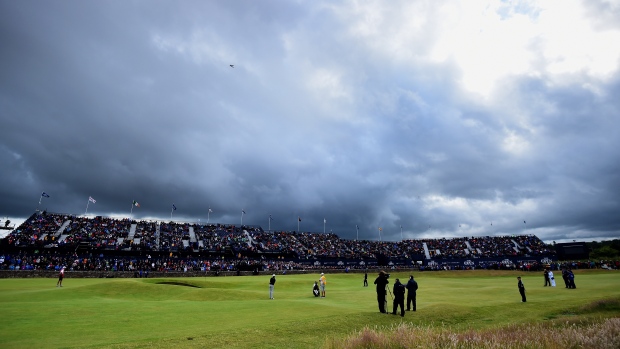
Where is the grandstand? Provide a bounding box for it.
[0,211,557,272]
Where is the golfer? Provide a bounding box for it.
[517,276,526,302]
[269,274,276,299]
[319,272,327,298]
[56,266,65,287]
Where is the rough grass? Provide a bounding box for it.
[326,317,620,349]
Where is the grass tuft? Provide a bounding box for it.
[578,298,620,313]
[326,318,620,349]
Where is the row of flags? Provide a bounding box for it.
[38,191,531,234]
[39,192,176,210]
[41,192,327,224]
[39,192,168,214]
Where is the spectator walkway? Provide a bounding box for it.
[423,242,431,259]
[128,224,137,240]
[188,226,196,243]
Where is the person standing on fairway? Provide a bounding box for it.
[319,272,327,298]
[406,275,418,311]
[567,269,576,289]
[517,276,526,302]
[374,271,389,313]
[363,272,368,287]
[391,278,406,317]
[561,267,570,288]
[56,266,65,287]
[269,274,276,299]
[548,270,556,287]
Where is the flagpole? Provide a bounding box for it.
[207,207,211,224]
[297,217,300,233]
[323,219,326,234]
[38,192,48,211]
[171,207,173,220]
[400,225,403,240]
[241,210,244,226]
[356,225,359,241]
[268,215,272,232]
[131,203,134,217]
[378,227,382,241]
[85,199,90,215]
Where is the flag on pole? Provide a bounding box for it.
[209,208,213,213]
[172,204,177,211]
[524,220,526,224]
[324,218,327,224]
[298,217,301,222]
[89,196,96,204]
[379,227,382,231]
[242,210,246,214]
[41,192,50,198]
[132,200,140,207]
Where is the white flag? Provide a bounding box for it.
[89,196,96,204]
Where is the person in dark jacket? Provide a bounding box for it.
[567,269,576,289]
[374,271,389,313]
[406,275,418,311]
[562,268,570,288]
[269,274,276,299]
[391,278,406,317]
[517,276,526,302]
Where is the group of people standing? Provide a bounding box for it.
[544,267,576,289]
[517,267,578,302]
[267,267,578,312]
[373,271,418,316]
[561,268,577,289]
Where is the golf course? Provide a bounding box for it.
[1,269,618,348]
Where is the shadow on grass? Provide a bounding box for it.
[547,297,620,320]
[155,281,201,288]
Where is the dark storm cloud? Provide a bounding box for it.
[1,1,619,243]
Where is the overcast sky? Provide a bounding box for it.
[1,0,619,243]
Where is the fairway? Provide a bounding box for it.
[1,270,619,349]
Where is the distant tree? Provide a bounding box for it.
[590,245,620,260]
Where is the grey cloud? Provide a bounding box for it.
[1,1,619,244]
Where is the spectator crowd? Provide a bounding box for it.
[0,211,572,273]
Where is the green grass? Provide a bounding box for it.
[0,270,618,348]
